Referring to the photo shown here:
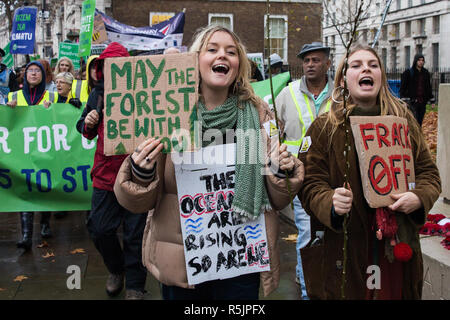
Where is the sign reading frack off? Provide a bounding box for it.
[103,52,199,155]
[350,116,416,208]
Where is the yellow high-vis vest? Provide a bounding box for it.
[8,90,57,106]
[283,80,331,155]
[71,79,89,103]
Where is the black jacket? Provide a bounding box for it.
[400,67,434,103]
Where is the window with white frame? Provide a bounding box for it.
[149,12,175,26]
[209,13,233,31]
[264,15,288,62]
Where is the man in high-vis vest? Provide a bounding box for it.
[275,42,333,300]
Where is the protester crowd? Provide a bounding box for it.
[1,22,441,301]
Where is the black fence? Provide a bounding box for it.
[287,66,450,104]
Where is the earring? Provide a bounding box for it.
[331,86,350,104]
[233,81,241,94]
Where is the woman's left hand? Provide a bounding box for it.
[43,100,51,109]
[278,143,295,172]
[388,192,422,214]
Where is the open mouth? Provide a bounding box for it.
[359,77,374,87]
[212,64,229,75]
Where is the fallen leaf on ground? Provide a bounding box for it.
[42,252,55,258]
[37,241,49,248]
[0,288,6,291]
[70,248,86,254]
[13,275,29,282]
[282,234,298,242]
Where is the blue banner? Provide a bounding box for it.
[10,6,37,55]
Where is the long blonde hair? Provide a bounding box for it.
[55,57,75,76]
[327,45,424,155]
[189,25,261,107]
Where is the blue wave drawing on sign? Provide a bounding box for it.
[185,217,203,224]
[244,224,260,231]
[184,217,203,234]
[244,224,262,240]
[186,227,204,235]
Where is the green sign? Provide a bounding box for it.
[251,72,291,108]
[78,0,96,57]
[2,43,14,68]
[59,42,80,69]
[0,104,95,212]
[29,54,40,61]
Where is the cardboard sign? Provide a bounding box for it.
[174,144,270,285]
[350,116,415,208]
[103,52,199,155]
[92,14,108,44]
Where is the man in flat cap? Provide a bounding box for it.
[265,53,284,78]
[276,42,333,300]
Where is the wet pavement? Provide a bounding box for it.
[0,211,301,300]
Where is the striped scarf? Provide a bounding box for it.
[197,95,271,220]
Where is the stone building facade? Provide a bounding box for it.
[323,0,450,71]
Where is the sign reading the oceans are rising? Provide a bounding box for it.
[350,116,416,208]
[103,52,198,155]
[174,144,270,285]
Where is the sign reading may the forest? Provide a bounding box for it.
[350,116,416,208]
[103,52,198,155]
[174,144,270,285]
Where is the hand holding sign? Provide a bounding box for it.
[6,100,17,108]
[388,192,422,214]
[131,137,163,171]
[85,110,99,129]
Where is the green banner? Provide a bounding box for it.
[0,73,289,212]
[78,0,96,57]
[2,43,14,68]
[59,42,80,70]
[251,72,290,108]
[0,104,96,212]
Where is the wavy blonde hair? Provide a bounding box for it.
[327,45,424,156]
[55,57,75,76]
[189,25,261,107]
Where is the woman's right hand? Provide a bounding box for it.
[332,184,353,215]
[6,100,17,108]
[85,110,99,129]
[131,137,164,170]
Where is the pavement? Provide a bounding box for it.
[0,210,302,300]
[1,197,448,301]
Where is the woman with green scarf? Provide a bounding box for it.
[113,25,304,300]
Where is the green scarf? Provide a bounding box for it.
[197,95,271,220]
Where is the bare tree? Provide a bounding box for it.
[1,1,38,32]
[323,0,374,48]
[0,0,64,33]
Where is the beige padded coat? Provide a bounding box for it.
[113,101,304,297]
